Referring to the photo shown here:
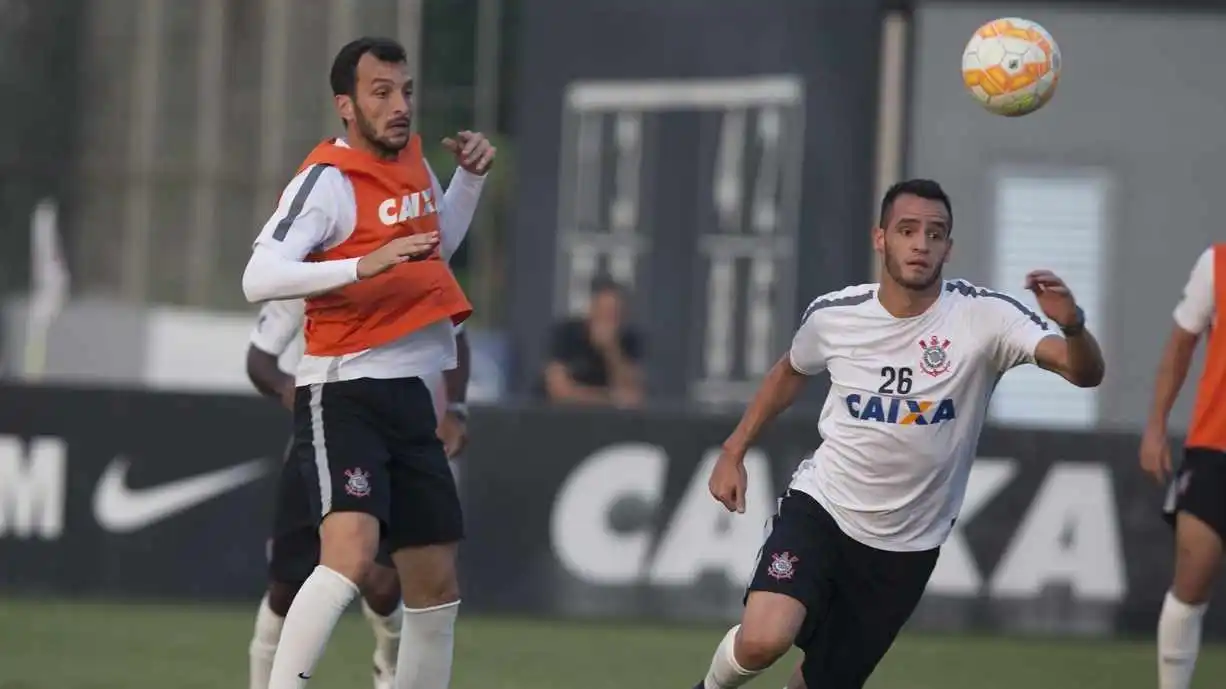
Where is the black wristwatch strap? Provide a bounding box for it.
[1061,307,1086,337]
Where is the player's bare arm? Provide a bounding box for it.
[1140,324,1200,483]
[1139,248,1214,484]
[1026,269,1106,387]
[710,354,808,514]
[247,345,295,410]
[438,328,471,458]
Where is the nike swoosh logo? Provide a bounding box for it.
[93,456,273,534]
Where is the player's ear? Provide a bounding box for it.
[872,226,886,254]
[335,94,354,123]
[943,237,954,264]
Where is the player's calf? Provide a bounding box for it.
[362,563,403,615]
[267,513,379,688]
[249,580,309,689]
[250,591,289,689]
[1159,512,1223,689]
[361,563,404,689]
[390,543,461,689]
[267,580,303,617]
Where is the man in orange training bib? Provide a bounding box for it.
[1141,244,1226,689]
[240,36,495,689]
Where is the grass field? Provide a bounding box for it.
[2,597,1225,689]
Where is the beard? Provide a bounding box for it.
[353,105,410,158]
[883,247,943,291]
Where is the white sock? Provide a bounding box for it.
[704,626,762,689]
[267,566,359,689]
[362,597,404,674]
[249,594,286,689]
[1159,590,1208,689]
[394,600,460,689]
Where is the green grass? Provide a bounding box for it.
[1,597,1224,689]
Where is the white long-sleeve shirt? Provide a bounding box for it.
[242,139,484,384]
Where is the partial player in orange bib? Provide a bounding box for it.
[1140,244,1226,689]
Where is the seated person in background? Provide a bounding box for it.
[542,276,645,407]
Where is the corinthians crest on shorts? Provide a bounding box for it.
[767,552,799,580]
[918,336,952,377]
[344,468,372,497]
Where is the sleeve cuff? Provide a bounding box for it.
[450,166,488,186]
[788,350,810,375]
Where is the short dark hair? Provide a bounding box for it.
[329,37,408,97]
[878,179,952,230]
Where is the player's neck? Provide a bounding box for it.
[877,278,943,319]
[345,132,399,161]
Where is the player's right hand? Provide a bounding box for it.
[1139,425,1173,484]
[709,450,748,514]
[357,233,440,279]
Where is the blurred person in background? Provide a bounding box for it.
[1140,244,1226,689]
[244,298,471,689]
[240,36,493,689]
[541,275,645,407]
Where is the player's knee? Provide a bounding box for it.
[402,566,460,608]
[361,564,403,616]
[319,511,381,583]
[734,622,792,670]
[395,543,460,608]
[267,580,302,616]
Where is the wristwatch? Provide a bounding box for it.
[446,402,469,422]
[1060,307,1086,337]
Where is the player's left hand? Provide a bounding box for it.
[437,411,468,458]
[1025,269,1081,328]
[442,131,495,175]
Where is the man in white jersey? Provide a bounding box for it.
[693,179,1106,689]
[244,297,471,689]
[241,37,494,689]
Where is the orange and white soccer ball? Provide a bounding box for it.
[962,17,1061,117]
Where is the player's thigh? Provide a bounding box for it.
[743,491,839,665]
[267,447,321,584]
[801,535,938,689]
[1174,513,1224,604]
[384,377,464,552]
[1169,448,1226,603]
[293,382,390,559]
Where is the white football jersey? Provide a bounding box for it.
[787,279,1055,552]
[249,299,307,375]
[247,298,461,416]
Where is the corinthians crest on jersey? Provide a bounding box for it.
[918,335,952,377]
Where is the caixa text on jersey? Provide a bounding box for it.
[844,394,956,425]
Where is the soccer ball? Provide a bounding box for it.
[962,17,1061,117]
